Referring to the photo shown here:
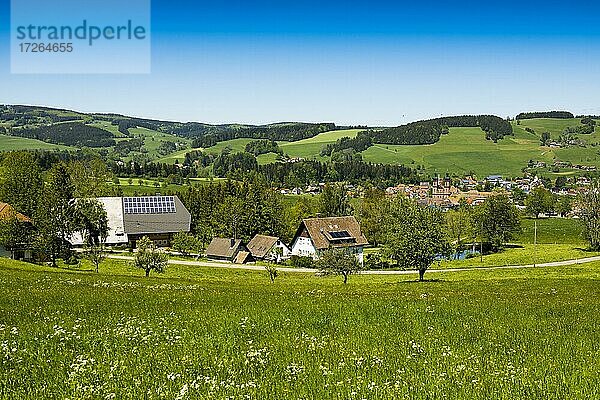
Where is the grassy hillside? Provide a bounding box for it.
[0,134,73,151]
[3,105,599,178]
[361,127,546,177]
[1,257,600,398]
[516,217,585,245]
[197,121,600,177]
[515,118,599,139]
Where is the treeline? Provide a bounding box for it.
[11,122,115,148]
[258,159,417,187]
[179,177,286,243]
[564,125,594,135]
[245,139,283,156]
[109,160,196,179]
[431,115,513,142]
[320,133,372,156]
[370,120,444,145]
[0,105,83,124]
[189,123,336,148]
[516,111,574,120]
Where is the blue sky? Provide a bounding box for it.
[1,0,600,125]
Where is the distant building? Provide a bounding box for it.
[0,202,34,261]
[290,216,368,265]
[69,196,191,248]
[205,238,250,263]
[247,234,290,263]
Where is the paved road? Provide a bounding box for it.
[107,254,600,275]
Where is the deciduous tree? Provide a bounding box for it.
[134,236,168,277]
[0,151,43,217]
[525,187,554,218]
[382,197,450,281]
[318,184,352,217]
[577,181,600,250]
[472,194,521,252]
[316,248,363,284]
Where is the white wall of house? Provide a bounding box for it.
[274,240,291,258]
[292,238,364,266]
[291,237,317,258]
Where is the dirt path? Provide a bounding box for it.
[106,254,600,275]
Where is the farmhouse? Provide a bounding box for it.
[69,196,191,248]
[205,238,250,263]
[290,216,368,265]
[0,202,34,261]
[247,234,290,263]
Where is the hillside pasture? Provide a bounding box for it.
[279,129,361,159]
[0,134,73,151]
[0,257,599,399]
[362,127,548,177]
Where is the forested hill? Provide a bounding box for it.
[366,114,513,145]
[0,105,336,147]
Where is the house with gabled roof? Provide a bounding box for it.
[290,216,368,265]
[0,202,34,261]
[205,237,251,263]
[247,234,290,263]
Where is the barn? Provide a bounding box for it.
[69,196,191,248]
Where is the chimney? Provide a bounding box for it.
[230,238,235,248]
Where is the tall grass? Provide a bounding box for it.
[0,258,599,399]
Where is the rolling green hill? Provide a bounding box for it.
[0,134,74,151]
[165,120,600,178]
[2,105,600,178]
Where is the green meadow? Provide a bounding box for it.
[0,134,73,151]
[197,120,600,177]
[360,127,549,177]
[278,129,361,160]
[1,257,599,399]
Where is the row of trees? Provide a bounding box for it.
[358,189,522,275]
[320,133,373,156]
[516,111,574,120]
[245,139,283,156]
[189,123,336,148]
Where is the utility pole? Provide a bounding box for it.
[480,220,484,263]
[533,219,537,268]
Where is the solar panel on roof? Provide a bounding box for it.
[329,230,351,239]
[123,196,177,214]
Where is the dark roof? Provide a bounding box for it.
[247,234,279,259]
[122,196,191,235]
[298,216,368,250]
[0,203,31,223]
[206,238,243,259]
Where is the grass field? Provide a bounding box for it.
[279,129,361,160]
[200,121,600,178]
[1,257,599,399]
[516,217,585,245]
[437,244,598,269]
[361,127,548,177]
[109,177,187,196]
[0,134,72,151]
